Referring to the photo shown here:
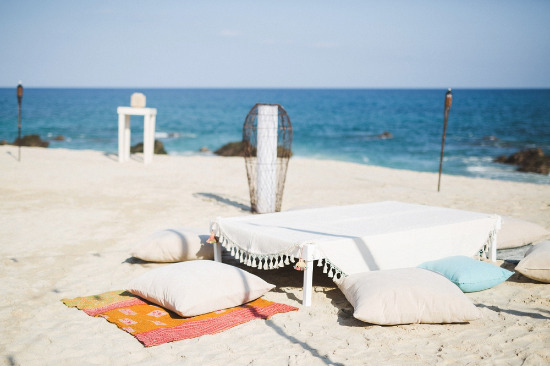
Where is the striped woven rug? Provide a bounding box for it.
[62,290,298,347]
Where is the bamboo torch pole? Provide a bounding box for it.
[437,88,452,192]
[17,81,23,162]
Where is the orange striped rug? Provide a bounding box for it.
[62,290,298,347]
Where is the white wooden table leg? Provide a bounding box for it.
[213,242,222,262]
[302,244,314,306]
[124,114,131,161]
[489,215,501,262]
[143,114,152,164]
[149,113,156,163]
[118,112,125,162]
[490,231,497,262]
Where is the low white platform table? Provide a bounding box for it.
[211,201,501,306]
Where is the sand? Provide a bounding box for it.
[1,145,549,365]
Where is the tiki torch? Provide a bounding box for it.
[437,88,452,192]
[17,81,23,162]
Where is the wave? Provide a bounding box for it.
[155,131,197,139]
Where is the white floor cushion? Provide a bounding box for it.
[498,217,549,249]
[127,260,275,317]
[131,227,213,262]
[515,241,550,283]
[335,268,481,325]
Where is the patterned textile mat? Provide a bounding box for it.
[62,290,298,347]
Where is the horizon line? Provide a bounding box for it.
[1,86,549,90]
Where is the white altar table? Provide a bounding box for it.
[117,106,157,164]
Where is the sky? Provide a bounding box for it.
[1,0,549,88]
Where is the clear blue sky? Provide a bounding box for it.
[1,0,549,88]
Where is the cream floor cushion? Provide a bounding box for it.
[515,241,550,283]
[498,217,549,249]
[127,260,275,317]
[335,268,481,325]
[131,227,213,262]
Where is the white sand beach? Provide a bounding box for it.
[1,145,549,365]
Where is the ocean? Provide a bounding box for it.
[1,88,549,184]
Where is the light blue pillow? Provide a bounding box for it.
[418,256,513,292]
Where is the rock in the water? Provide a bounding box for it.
[52,135,65,141]
[13,134,49,148]
[215,141,293,158]
[199,146,210,152]
[495,148,550,175]
[130,140,167,155]
[378,131,393,139]
[215,141,246,156]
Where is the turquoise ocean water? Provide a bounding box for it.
[1,88,549,184]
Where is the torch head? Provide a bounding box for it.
[445,88,452,110]
[17,82,23,102]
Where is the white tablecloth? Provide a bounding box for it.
[212,201,501,277]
